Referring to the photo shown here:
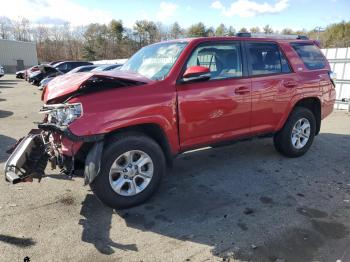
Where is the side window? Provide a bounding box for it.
[66,63,74,70]
[45,67,56,73]
[57,63,68,71]
[80,66,92,72]
[291,43,326,70]
[280,51,291,73]
[247,42,291,76]
[186,43,242,80]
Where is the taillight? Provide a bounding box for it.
[313,40,321,48]
[329,71,337,87]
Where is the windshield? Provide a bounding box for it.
[120,42,187,80]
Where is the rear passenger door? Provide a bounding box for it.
[245,41,298,134]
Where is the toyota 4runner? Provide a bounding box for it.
[4,34,336,209]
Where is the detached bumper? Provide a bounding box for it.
[4,131,45,184]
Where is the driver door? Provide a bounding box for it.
[176,42,252,150]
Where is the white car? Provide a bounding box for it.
[0,65,4,78]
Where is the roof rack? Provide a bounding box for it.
[235,32,309,40]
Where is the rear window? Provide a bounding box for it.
[291,43,326,70]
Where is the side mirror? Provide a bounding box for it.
[182,66,211,83]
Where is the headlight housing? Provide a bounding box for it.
[40,103,83,126]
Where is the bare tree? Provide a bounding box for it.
[0,16,12,39]
[263,25,273,34]
[170,22,183,39]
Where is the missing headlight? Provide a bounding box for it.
[40,103,83,126]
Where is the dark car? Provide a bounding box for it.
[48,61,63,66]
[91,64,123,72]
[54,61,93,74]
[29,65,62,86]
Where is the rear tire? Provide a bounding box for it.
[274,107,316,158]
[90,132,166,209]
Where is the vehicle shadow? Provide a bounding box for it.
[0,79,22,84]
[0,234,36,248]
[79,133,350,261]
[0,81,16,88]
[79,194,138,255]
[0,134,16,162]
[0,109,14,118]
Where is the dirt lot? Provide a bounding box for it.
[0,74,350,262]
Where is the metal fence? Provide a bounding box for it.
[321,47,350,111]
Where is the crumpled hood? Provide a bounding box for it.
[43,70,153,103]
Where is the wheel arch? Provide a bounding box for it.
[105,123,175,167]
[278,96,322,135]
[293,97,321,135]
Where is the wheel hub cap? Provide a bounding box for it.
[109,150,154,197]
[291,118,311,149]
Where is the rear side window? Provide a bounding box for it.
[291,43,326,70]
[247,42,291,76]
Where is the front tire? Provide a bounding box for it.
[90,132,166,209]
[274,107,316,158]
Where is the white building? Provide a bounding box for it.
[322,47,350,110]
[0,39,38,73]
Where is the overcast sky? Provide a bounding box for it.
[1,0,349,30]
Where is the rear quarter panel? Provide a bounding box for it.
[275,42,335,131]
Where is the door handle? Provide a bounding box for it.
[283,80,298,88]
[235,86,250,95]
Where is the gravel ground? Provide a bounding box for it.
[0,74,350,262]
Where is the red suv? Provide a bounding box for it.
[5,34,336,209]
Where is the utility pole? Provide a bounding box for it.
[314,26,325,40]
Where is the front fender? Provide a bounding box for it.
[84,141,104,185]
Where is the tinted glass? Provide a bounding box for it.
[247,42,291,76]
[79,66,95,72]
[56,63,68,71]
[291,43,326,70]
[45,67,57,73]
[186,43,242,80]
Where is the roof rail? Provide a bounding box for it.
[236,32,252,37]
[235,32,309,40]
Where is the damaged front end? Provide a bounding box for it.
[5,71,150,185]
[4,103,104,185]
[4,130,49,184]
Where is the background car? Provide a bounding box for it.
[38,76,59,90]
[24,66,40,81]
[0,65,4,78]
[16,70,25,79]
[66,65,100,74]
[91,64,123,71]
[38,65,98,90]
[29,65,62,86]
[54,61,93,73]
[48,60,63,66]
